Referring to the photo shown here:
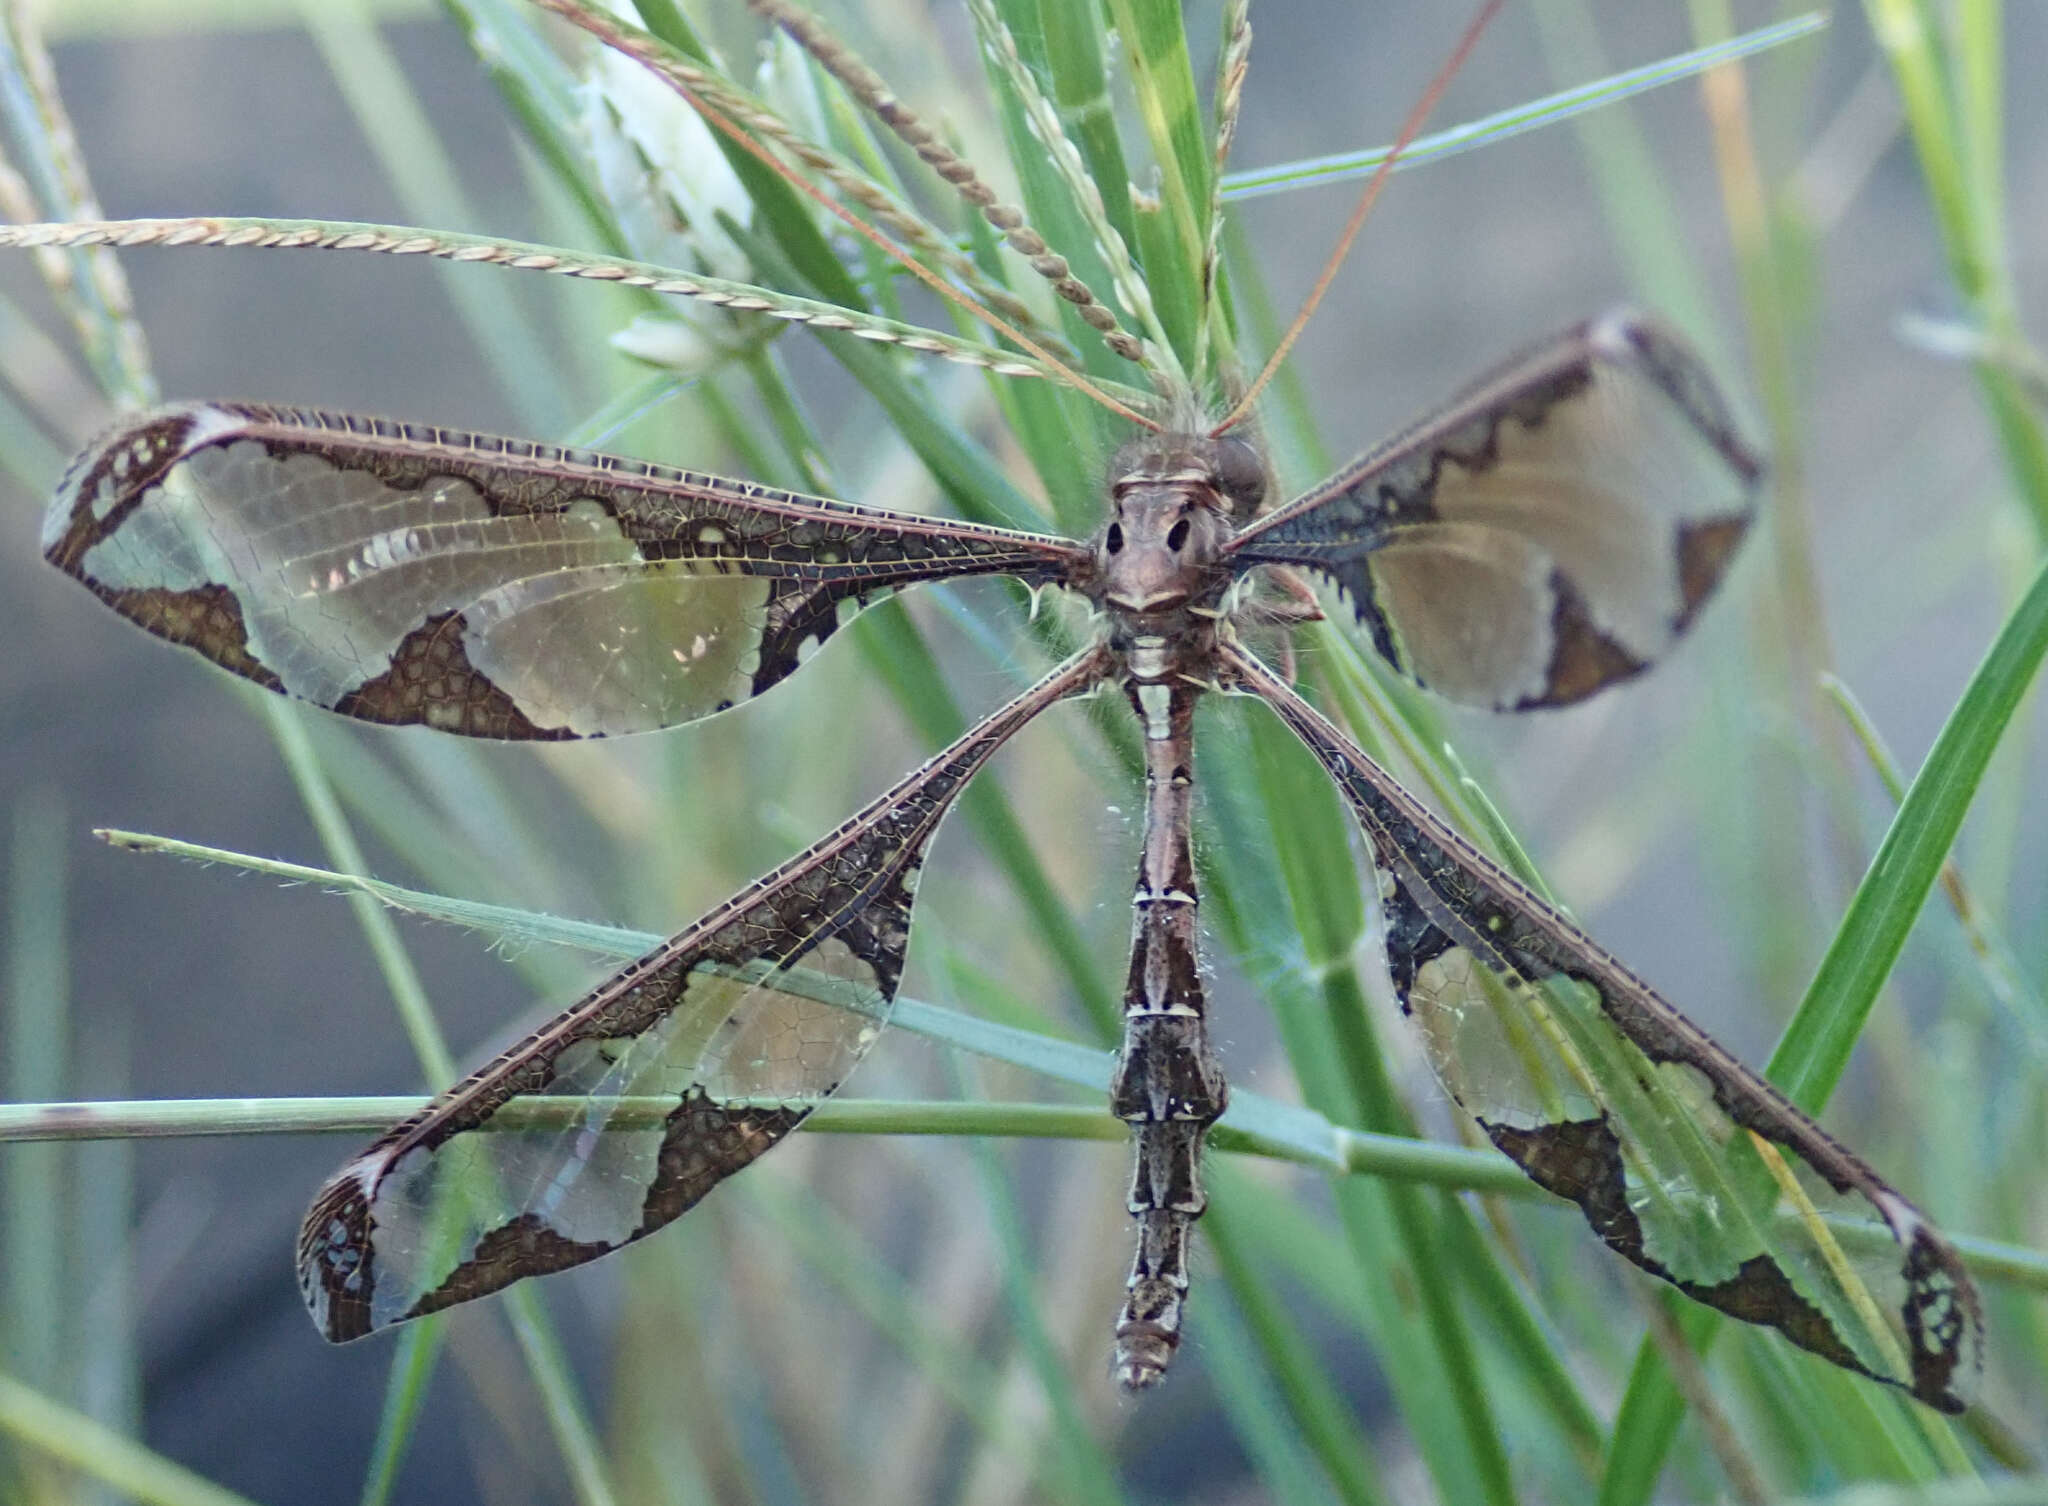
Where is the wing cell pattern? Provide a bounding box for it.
[1227,312,1762,709]
[298,649,1103,1340]
[47,403,1083,738]
[1228,644,1981,1414]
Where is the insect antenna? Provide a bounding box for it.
[1211,0,1505,436]
[537,0,1163,431]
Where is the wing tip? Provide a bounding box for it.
[1886,1195,1986,1415]
[44,402,244,571]
[297,1165,381,1344]
[1587,307,1768,490]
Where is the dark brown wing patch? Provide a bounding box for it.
[297,649,1103,1340]
[48,403,1085,738]
[1227,311,1762,710]
[1228,644,1982,1414]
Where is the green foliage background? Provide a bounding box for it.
[0,2,2043,1503]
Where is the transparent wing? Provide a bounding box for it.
[47,402,1085,738]
[297,649,1103,1340]
[1228,645,1981,1414]
[1227,311,1762,710]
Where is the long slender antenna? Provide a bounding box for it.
[535,0,1162,431]
[1211,0,1504,436]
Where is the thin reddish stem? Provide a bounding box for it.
[1212,0,1504,436]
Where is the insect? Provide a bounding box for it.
[21,0,1980,1412]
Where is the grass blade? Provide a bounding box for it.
[0,1371,260,1506]
[356,1319,445,1506]
[1222,15,1825,203]
[3,792,68,1398]
[1603,527,2048,1504]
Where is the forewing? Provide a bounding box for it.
[1227,311,1762,710]
[298,649,1102,1340]
[1228,646,1981,1414]
[47,402,1084,738]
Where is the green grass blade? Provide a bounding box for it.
[1820,673,2048,1046]
[442,0,659,263]
[981,0,1154,392]
[1436,1200,1606,1477]
[3,1094,2045,1294]
[495,1289,618,1506]
[1863,0,2048,533]
[1096,0,1205,367]
[1222,15,1825,203]
[743,1174,1119,1499]
[1204,1171,1390,1506]
[3,792,68,1396]
[71,1018,140,1472]
[0,1371,261,1506]
[1526,0,1720,355]
[1324,967,1519,1506]
[0,9,155,409]
[1781,1481,2048,1506]
[1603,523,2048,1505]
[357,1319,445,1506]
[948,1048,1126,1506]
[1036,0,1139,261]
[260,694,456,1086]
[1196,1281,1347,1506]
[971,0,1169,374]
[0,361,67,488]
[263,695,619,1504]
[851,606,1121,1040]
[1772,548,2048,1101]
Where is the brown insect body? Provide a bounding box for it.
[1087,433,1262,1386]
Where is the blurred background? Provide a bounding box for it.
[2,1,2044,1502]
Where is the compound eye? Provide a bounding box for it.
[1211,435,1267,512]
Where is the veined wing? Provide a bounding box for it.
[1226,311,1762,710]
[47,403,1086,738]
[1226,645,1981,1414]
[299,648,1103,1340]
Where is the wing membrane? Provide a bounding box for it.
[298,648,1103,1339]
[47,403,1085,738]
[1227,644,1981,1413]
[1227,311,1762,709]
